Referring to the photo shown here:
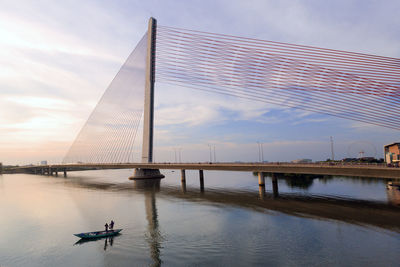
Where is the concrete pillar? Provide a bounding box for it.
[272,173,279,198]
[199,170,204,192]
[47,167,51,176]
[41,168,44,175]
[141,17,157,163]
[130,18,164,180]
[63,169,67,177]
[258,172,265,186]
[181,169,186,182]
[0,162,2,175]
[55,169,58,177]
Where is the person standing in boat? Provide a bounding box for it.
[110,220,114,230]
[105,222,109,232]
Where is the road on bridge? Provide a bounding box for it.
[7,162,400,179]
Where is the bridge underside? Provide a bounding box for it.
[129,168,165,180]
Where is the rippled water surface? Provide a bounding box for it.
[1,170,400,266]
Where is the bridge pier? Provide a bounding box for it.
[129,168,165,180]
[63,169,67,177]
[0,162,2,175]
[55,169,58,177]
[272,173,279,198]
[180,169,187,193]
[199,170,204,192]
[181,169,186,182]
[258,172,265,186]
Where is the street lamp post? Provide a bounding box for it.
[174,148,177,163]
[257,142,265,162]
[213,145,216,162]
[260,142,264,162]
[207,144,212,162]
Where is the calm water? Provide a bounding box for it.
[1,170,400,266]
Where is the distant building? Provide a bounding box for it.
[291,159,312,163]
[384,143,400,166]
[40,160,48,165]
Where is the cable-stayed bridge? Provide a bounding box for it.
[8,18,400,181]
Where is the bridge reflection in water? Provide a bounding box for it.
[134,179,163,267]
[387,183,400,206]
[65,174,400,234]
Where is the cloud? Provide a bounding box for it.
[0,2,142,164]
[1,0,399,164]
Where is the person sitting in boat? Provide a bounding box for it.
[110,220,114,230]
[105,222,109,232]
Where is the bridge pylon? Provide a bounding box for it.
[130,17,164,180]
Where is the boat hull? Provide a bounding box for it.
[74,229,122,239]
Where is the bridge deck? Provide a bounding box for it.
[8,162,400,179]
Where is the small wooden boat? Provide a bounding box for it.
[74,229,122,239]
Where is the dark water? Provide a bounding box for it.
[1,170,400,266]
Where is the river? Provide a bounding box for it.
[1,169,399,266]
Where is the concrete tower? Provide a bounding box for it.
[130,17,164,180]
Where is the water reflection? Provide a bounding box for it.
[282,174,315,189]
[253,172,322,189]
[258,185,265,200]
[271,173,330,189]
[104,236,112,251]
[169,186,399,231]
[135,179,164,267]
[181,180,187,193]
[64,175,400,233]
[74,235,119,248]
[387,181,400,206]
[272,175,279,197]
[261,173,386,190]
[3,173,400,266]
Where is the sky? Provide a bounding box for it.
[0,0,399,165]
